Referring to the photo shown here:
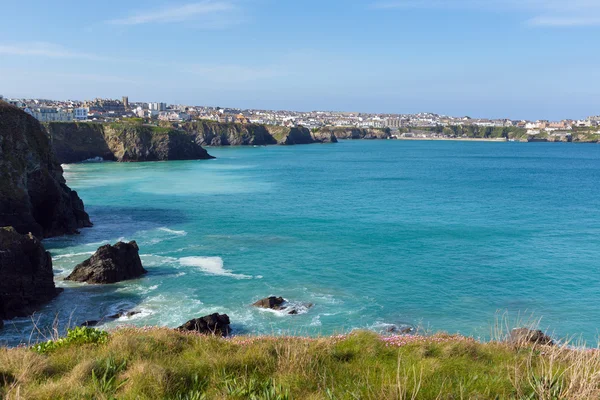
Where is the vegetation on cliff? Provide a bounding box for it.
[1,327,598,399]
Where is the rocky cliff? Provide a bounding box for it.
[49,121,338,164]
[102,124,214,162]
[0,103,92,237]
[47,122,214,163]
[267,126,337,145]
[46,122,115,163]
[318,127,391,140]
[0,227,61,321]
[176,121,278,146]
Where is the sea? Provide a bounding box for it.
[2,140,600,346]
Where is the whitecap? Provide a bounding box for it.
[179,256,252,279]
[157,227,187,236]
[52,251,95,260]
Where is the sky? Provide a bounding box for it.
[0,0,599,120]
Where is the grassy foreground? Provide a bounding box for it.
[1,327,599,399]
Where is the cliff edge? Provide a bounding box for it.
[0,103,92,237]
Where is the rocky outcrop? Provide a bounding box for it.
[178,121,278,146]
[66,241,147,284]
[319,127,391,140]
[47,122,214,163]
[0,103,92,237]
[45,122,115,163]
[102,124,214,162]
[253,296,286,310]
[311,129,338,143]
[0,227,62,321]
[266,126,321,145]
[177,313,231,336]
[509,328,554,346]
[252,296,312,315]
[48,120,344,163]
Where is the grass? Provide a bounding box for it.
[1,325,600,399]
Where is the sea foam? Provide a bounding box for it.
[179,256,252,279]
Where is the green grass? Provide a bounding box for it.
[1,328,599,399]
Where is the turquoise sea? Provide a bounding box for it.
[2,140,600,345]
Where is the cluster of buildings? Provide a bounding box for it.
[1,95,599,135]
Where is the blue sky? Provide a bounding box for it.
[0,0,599,120]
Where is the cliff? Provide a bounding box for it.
[49,121,338,164]
[267,125,337,144]
[47,122,214,163]
[318,126,391,140]
[0,227,61,320]
[103,124,214,162]
[0,103,92,237]
[175,121,277,146]
[45,123,115,163]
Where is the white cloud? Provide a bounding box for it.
[107,1,236,26]
[371,0,600,27]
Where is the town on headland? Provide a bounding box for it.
[2,94,599,143]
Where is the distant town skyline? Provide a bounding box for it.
[1,1,599,120]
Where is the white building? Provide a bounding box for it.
[28,107,74,122]
[74,107,88,121]
[148,102,167,112]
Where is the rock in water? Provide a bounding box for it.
[0,227,62,320]
[510,328,554,346]
[177,313,231,336]
[66,241,147,284]
[0,102,92,238]
[252,296,286,310]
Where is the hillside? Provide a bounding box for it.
[0,328,597,399]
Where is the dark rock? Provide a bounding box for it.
[108,310,141,319]
[47,121,215,163]
[318,127,391,140]
[0,227,61,320]
[177,313,230,336]
[65,241,147,284]
[288,309,298,315]
[510,328,554,346]
[400,327,414,334]
[81,320,99,327]
[0,103,92,238]
[252,296,286,310]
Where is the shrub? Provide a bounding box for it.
[31,326,109,354]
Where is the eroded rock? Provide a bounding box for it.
[66,241,147,284]
[0,227,62,320]
[177,313,231,336]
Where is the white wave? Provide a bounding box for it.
[82,156,104,163]
[158,227,187,236]
[179,256,252,279]
[52,251,95,260]
[310,316,322,327]
[140,254,178,267]
[85,240,111,247]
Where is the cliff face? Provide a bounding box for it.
[47,122,214,163]
[266,126,337,145]
[46,123,115,163]
[103,125,214,162]
[0,227,60,321]
[49,121,337,163]
[178,121,278,146]
[0,104,92,238]
[320,127,391,140]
